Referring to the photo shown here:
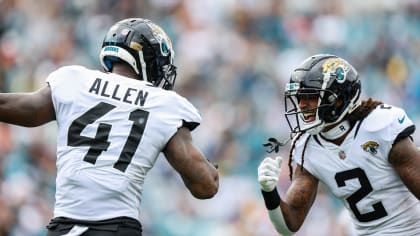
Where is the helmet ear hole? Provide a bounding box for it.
[103,56,126,72]
[103,56,116,72]
[104,59,113,71]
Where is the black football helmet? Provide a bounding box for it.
[100,18,177,90]
[284,54,361,135]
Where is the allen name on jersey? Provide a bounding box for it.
[88,77,149,107]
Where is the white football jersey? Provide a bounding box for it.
[292,105,420,235]
[46,65,201,221]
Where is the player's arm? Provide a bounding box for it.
[163,127,219,199]
[0,85,55,127]
[388,136,420,199]
[259,157,319,234]
[282,165,319,231]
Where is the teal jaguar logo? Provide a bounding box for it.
[322,58,350,84]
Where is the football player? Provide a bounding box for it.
[258,54,420,235]
[0,18,219,236]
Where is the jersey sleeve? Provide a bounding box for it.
[364,105,415,160]
[364,105,415,141]
[157,92,202,146]
[175,95,202,131]
[46,66,67,95]
[388,107,415,145]
[46,66,87,108]
[157,91,202,131]
[46,66,83,114]
[46,65,84,91]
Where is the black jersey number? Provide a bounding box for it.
[67,102,149,172]
[335,168,388,222]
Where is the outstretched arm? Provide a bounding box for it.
[0,85,55,127]
[163,127,219,199]
[259,157,318,234]
[389,136,420,199]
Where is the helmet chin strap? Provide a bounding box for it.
[320,120,351,140]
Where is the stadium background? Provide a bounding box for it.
[0,0,419,235]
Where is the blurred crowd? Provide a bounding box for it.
[0,0,420,235]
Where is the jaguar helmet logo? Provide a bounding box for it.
[361,141,379,155]
[147,22,173,56]
[322,58,350,83]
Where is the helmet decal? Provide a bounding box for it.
[103,46,119,53]
[129,41,143,51]
[322,58,350,84]
[285,83,300,94]
[147,22,173,57]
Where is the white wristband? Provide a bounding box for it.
[268,206,294,235]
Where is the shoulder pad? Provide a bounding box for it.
[166,92,202,130]
[56,65,88,74]
[363,104,407,132]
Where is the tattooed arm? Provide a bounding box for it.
[281,165,319,232]
[163,127,219,199]
[259,160,319,234]
[389,136,420,199]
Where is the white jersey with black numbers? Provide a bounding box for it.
[292,104,420,236]
[46,65,201,222]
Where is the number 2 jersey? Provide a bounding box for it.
[292,105,420,235]
[46,65,201,222]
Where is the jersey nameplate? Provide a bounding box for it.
[89,78,149,106]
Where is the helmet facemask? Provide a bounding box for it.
[139,34,177,90]
[285,85,339,135]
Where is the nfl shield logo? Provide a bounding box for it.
[338,150,346,160]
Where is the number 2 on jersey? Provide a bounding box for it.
[67,102,149,172]
[335,168,388,222]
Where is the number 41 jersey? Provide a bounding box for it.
[46,65,201,222]
[292,105,420,235]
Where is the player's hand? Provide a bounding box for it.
[258,156,283,192]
